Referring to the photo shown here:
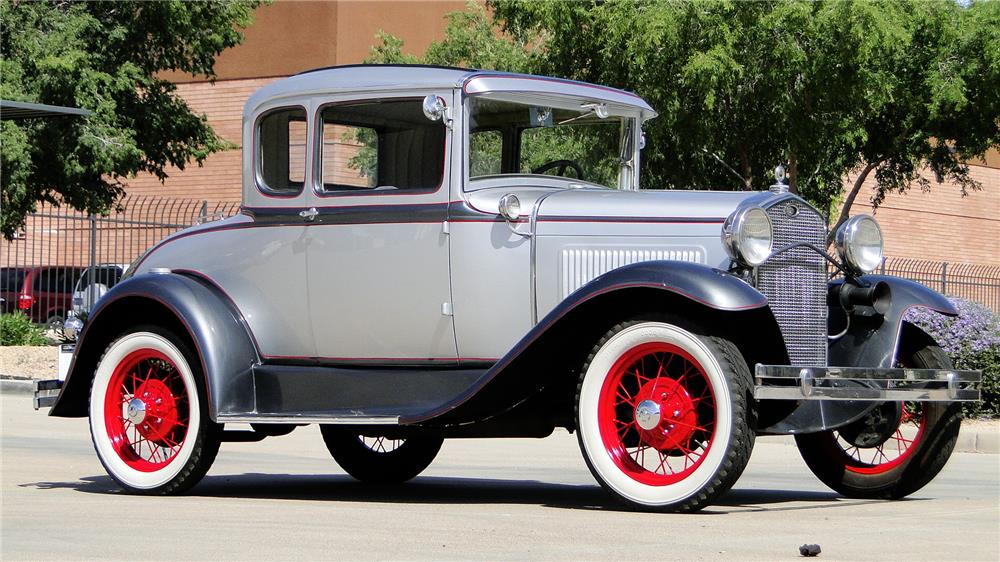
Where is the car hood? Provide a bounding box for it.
[466,186,756,222]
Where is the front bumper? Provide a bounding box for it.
[754,365,981,401]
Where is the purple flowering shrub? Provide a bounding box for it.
[905,298,1000,417]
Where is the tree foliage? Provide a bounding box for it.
[0,0,260,239]
[368,0,999,225]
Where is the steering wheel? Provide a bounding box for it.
[532,159,585,180]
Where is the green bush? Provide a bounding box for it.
[0,312,49,346]
[954,347,999,418]
[906,298,1000,418]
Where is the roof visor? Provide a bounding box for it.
[463,74,657,122]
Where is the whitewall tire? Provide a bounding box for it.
[89,328,220,494]
[576,319,755,511]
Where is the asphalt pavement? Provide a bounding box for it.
[2,390,998,561]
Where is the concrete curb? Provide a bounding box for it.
[3,375,997,454]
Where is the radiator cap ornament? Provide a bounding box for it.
[770,165,789,194]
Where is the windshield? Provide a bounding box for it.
[468,96,635,189]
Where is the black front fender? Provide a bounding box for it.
[828,275,956,369]
[407,260,775,425]
[50,271,260,419]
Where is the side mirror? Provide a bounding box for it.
[422,95,447,121]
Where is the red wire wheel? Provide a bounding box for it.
[795,327,964,500]
[103,348,190,472]
[89,330,221,495]
[577,320,754,512]
[832,405,925,475]
[597,342,716,486]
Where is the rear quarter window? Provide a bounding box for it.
[257,107,308,195]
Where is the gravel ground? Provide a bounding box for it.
[0,345,59,379]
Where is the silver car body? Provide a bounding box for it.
[36,65,980,510]
[45,65,977,425]
[134,66,754,362]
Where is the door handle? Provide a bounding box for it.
[299,207,318,221]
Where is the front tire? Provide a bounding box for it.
[320,428,443,483]
[89,328,221,494]
[576,319,755,512]
[795,336,962,499]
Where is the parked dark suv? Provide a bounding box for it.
[0,266,87,327]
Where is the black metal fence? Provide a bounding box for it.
[880,257,1000,313]
[1,196,240,326]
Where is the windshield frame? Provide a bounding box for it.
[462,92,642,192]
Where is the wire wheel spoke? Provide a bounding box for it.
[834,402,926,472]
[599,341,718,486]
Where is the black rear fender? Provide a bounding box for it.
[49,272,259,419]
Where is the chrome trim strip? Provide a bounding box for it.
[529,190,564,325]
[217,415,401,425]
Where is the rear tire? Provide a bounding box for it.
[795,337,962,499]
[88,327,221,494]
[320,428,443,483]
[576,318,755,512]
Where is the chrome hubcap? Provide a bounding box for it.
[126,398,147,424]
[634,399,661,431]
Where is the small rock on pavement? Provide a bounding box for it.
[799,544,822,557]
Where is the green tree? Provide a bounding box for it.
[369,1,1000,231]
[0,0,261,239]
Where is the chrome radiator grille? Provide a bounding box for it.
[756,199,828,366]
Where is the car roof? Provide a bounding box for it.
[245,64,656,120]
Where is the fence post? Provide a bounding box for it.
[88,214,97,313]
[941,262,948,295]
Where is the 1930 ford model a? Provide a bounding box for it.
[35,65,980,511]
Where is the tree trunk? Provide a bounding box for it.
[828,161,879,246]
[788,153,798,194]
[738,146,752,190]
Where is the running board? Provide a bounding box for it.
[217,414,400,425]
[754,365,981,401]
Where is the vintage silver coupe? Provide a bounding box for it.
[35,65,980,511]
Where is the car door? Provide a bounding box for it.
[306,94,458,363]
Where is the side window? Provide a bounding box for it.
[321,123,377,188]
[470,130,502,177]
[319,99,445,193]
[258,107,307,195]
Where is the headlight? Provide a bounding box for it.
[722,206,773,266]
[835,215,884,274]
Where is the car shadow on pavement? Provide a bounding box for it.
[19,473,912,513]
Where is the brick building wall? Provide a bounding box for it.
[23,1,998,278]
[121,78,274,202]
[856,164,999,266]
